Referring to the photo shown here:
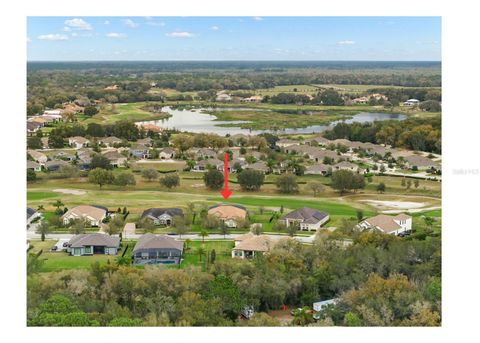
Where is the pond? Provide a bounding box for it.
[138,106,406,135]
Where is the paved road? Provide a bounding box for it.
[27,231,317,244]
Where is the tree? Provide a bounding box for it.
[106,215,125,235]
[423,216,435,234]
[206,275,244,320]
[203,169,224,190]
[88,168,115,188]
[114,172,136,187]
[237,169,265,191]
[292,306,314,326]
[160,173,180,189]
[414,179,420,188]
[84,105,99,116]
[171,134,193,153]
[219,221,230,239]
[199,229,209,242]
[141,168,159,182]
[27,169,37,181]
[377,182,386,193]
[419,100,441,112]
[51,199,64,210]
[86,123,105,137]
[173,215,188,238]
[36,222,51,241]
[344,312,362,326]
[275,174,299,194]
[317,89,344,106]
[48,133,65,148]
[356,209,364,222]
[331,170,365,194]
[27,250,46,275]
[286,222,299,237]
[90,154,112,170]
[307,182,325,197]
[196,246,206,261]
[27,136,42,149]
[210,249,216,264]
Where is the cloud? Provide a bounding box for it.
[253,16,263,21]
[210,26,220,31]
[165,31,194,38]
[146,21,166,27]
[124,19,139,28]
[106,32,127,39]
[337,40,355,45]
[64,18,92,31]
[104,20,110,25]
[37,34,69,41]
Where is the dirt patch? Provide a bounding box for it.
[362,200,426,210]
[53,188,86,195]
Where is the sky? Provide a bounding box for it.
[27,16,441,61]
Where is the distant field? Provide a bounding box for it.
[83,102,170,124]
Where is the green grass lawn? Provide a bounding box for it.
[27,191,59,201]
[181,240,234,269]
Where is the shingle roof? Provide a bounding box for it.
[362,214,412,233]
[281,207,329,224]
[208,204,247,220]
[141,208,184,219]
[68,233,120,248]
[62,205,107,222]
[132,234,183,252]
[305,163,330,173]
[27,207,37,219]
[233,235,274,252]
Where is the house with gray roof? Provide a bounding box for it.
[244,161,270,174]
[67,233,120,256]
[132,234,183,265]
[44,160,69,172]
[140,208,184,226]
[305,163,331,176]
[27,208,41,225]
[193,158,223,172]
[159,147,175,159]
[130,143,150,159]
[279,207,330,231]
[403,155,441,171]
[27,160,42,172]
[102,150,127,167]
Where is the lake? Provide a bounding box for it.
[138,106,406,135]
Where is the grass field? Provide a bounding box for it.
[83,103,170,124]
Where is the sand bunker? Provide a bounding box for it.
[53,188,86,195]
[363,200,426,209]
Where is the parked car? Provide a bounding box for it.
[51,246,58,251]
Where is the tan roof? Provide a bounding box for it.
[208,204,247,220]
[69,233,120,248]
[233,235,275,252]
[234,232,255,242]
[363,214,411,233]
[69,136,89,144]
[63,205,107,222]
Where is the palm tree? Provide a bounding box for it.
[115,256,130,266]
[184,238,192,252]
[196,246,206,262]
[36,222,51,241]
[37,205,45,212]
[423,216,435,234]
[199,229,209,242]
[52,199,64,210]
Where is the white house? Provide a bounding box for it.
[62,205,107,227]
[68,136,90,149]
[159,147,175,160]
[357,213,412,236]
[403,99,420,106]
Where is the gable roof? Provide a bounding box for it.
[132,234,183,252]
[69,136,89,144]
[281,207,329,224]
[27,207,37,219]
[208,204,247,220]
[404,155,440,168]
[62,205,107,222]
[68,233,120,248]
[141,208,184,219]
[233,235,275,252]
[306,163,330,173]
[362,214,412,233]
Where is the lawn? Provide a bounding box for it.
[181,240,234,269]
[84,102,170,124]
[27,191,59,201]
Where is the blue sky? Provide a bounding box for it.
[27,17,441,61]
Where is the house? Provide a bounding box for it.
[43,109,63,117]
[233,232,255,247]
[216,93,232,102]
[304,135,331,147]
[403,155,441,171]
[102,150,127,168]
[208,204,247,228]
[27,160,42,172]
[230,158,248,172]
[28,150,48,165]
[54,151,75,161]
[62,205,108,227]
[307,149,340,163]
[195,148,217,159]
[333,161,362,173]
[27,208,41,224]
[132,234,184,265]
[99,136,122,147]
[130,143,150,159]
[313,299,338,313]
[244,161,270,174]
[159,147,175,160]
[403,99,420,106]
[276,139,298,148]
[240,95,263,103]
[305,163,331,176]
[231,234,276,259]
[67,233,120,256]
[352,96,369,104]
[27,121,42,133]
[357,213,412,236]
[140,208,184,226]
[68,136,89,149]
[44,160,69,172]
[137,137,153,146]
[279,207,329,231]
[193,158,223,172]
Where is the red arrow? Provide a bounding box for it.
[220,153,232,199]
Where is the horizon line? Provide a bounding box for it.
[27,59,442,63]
